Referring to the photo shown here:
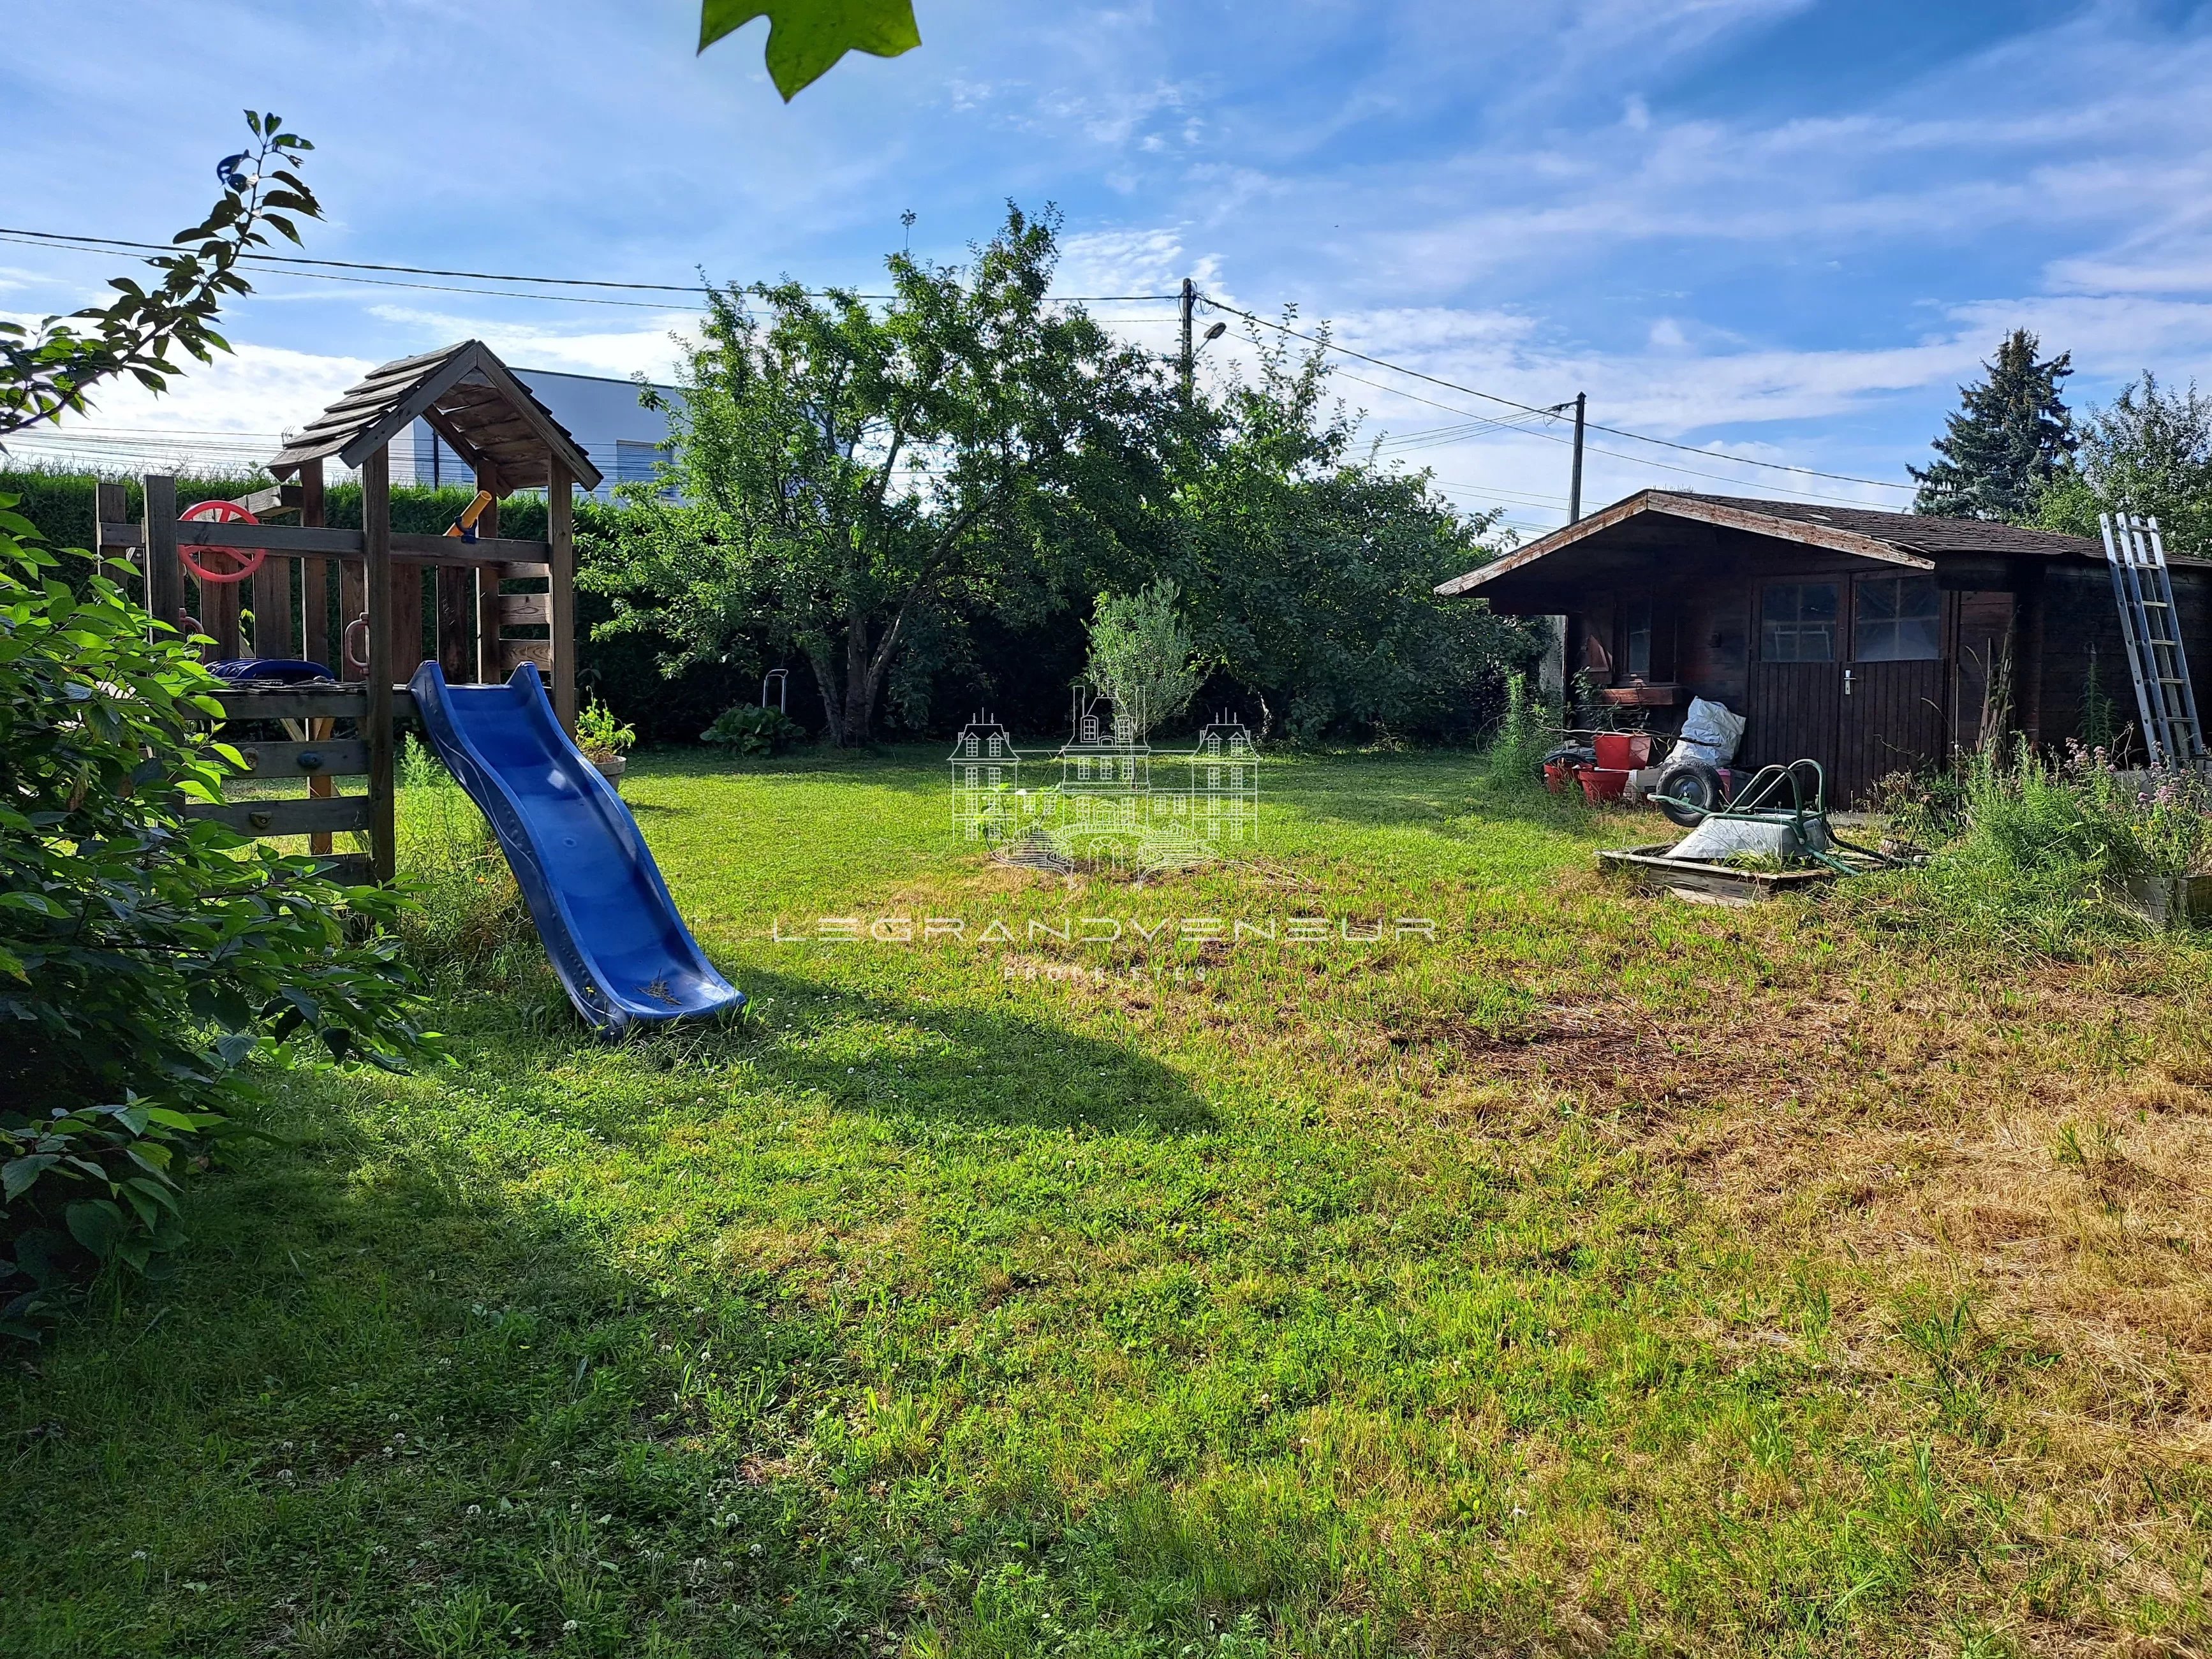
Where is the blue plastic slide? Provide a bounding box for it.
[407,661,743,1033]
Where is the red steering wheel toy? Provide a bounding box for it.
[179,499,267,584]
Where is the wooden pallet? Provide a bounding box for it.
[1596,843,1843,904]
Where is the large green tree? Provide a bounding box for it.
[1171,328,1543,744]
[2035,372,2212,555]
[1911,328,2076,521]
[584,207,1172,745]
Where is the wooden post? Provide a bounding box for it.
[547,458,577,733]
[250,515,293,660]
[363,446,396,885]
[299,460,330,671]
[476,564,506,682]
[391,559,424,684]
[95,482,130,596]
[475,468,505,683]
[443,466,496,683]
[339,557,367,681]
[143,473,182,644]
[295,462,335,856]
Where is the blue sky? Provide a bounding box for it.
[6,0,2212,535]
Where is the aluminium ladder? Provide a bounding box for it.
[2101,512,2206,769]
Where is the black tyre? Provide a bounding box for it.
[1653,758,1724,827]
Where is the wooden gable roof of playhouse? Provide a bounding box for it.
[267,339,605,492]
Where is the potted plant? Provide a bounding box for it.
[577,699,636,788]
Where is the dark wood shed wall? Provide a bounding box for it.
[2024,561,2212,755]
[1543,526,2212,783]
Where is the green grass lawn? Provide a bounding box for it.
[6,748,2209,1657]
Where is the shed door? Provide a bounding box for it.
[1839,573,1948,800]
[1750,574,1950,806]
[1750,579,1845,785]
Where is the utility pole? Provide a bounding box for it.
[1569,391,1586,524]
[1179,277,1196,406]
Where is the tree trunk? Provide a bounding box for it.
[842,614,874,746]
[807,645,844,746]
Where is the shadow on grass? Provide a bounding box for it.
[0,1092,917,1657]
[481,963,1216,1142]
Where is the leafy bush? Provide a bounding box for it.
[1174,329,1545,744]
[392,737,527,977]
[702,703,804,755]
[2033,372,2212,557]
[0,499,433,1334]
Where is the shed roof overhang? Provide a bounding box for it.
[267,339,605,492]
[1434,491,1935,612]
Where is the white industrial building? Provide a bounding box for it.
[397,367,680,499]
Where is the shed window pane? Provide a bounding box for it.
[1854,575,1941,661]
[1760,583,1838,663]
[1624,596,1653,680]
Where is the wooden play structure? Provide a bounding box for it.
[95,339,603,883]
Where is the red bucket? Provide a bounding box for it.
[1577,766,1630,804]
[1592,732,1651,770]
[1542,760,1569,794]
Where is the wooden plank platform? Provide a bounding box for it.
[216,737,372,780]
[1596,843,1843,904]
[184,795,373,836]
[208,684,418,723]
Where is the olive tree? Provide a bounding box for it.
[1084,579,1201,739]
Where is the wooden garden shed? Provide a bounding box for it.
[1438,490,2212,801]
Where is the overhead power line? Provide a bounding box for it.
[1325,368,1910,512]
[1198,295,1918,496]
[0,225,1183,307]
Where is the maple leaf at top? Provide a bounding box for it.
[699,0,922,100]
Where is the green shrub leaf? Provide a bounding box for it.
[64,1200,127,1262]
[698,0,920,100]
[3,1155,59,1202]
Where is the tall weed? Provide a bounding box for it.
[394,739,531,978]
[1871,739,2212,954]
[1479,672,1569,804]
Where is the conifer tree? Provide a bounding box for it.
[1911,329,2075,520]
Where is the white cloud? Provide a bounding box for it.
[361,306,699,382]
[8,337,373,441]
